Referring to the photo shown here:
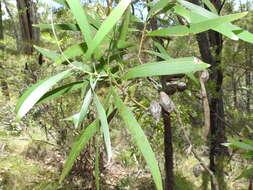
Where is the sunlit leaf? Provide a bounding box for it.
[223,141,253,151]
[112,88,163,190]
[94,93,112,162]
[148,0,173,18]
[148,12,248,37]
[86,0,131,59]
[16,70,73,120]
[202,0,217,14]
[173,4,238,40]
[177,0,253,43]
[74,83,95,128]
[37,81,85,104]
[123,57,209,79]
[66,0,92,45]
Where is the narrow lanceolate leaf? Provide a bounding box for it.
[54,43,87,65]
[148,12,248,37]
[118,6,131,42]
[72,80,97,128]
[59,120,99,183]
[37,81,85,104]
[34,23,80,31]
[86,0,131,59]
[94,93,112,162]
[177,0,253,43]
[123,57,209,79]
[75,87,94,128]
[16,70,73,120]
[34,45,60,61]
[148,0,172,18]
[66,0,92,45]
[153,41,172,59]
[201,0,218,14]
[224,141,253,151]
[112,89,163,190]
[145,50,171,60]
[173,5,239,40]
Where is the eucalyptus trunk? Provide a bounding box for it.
[16,0,39,54]
[192,0,228,189]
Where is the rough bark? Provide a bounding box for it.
[192,0,228,189]
[245,43,251,113]
[16,0,39,54]
[149,16,174,190]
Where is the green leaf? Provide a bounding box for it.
[34,23,80,31]
[224,141,253,151]
[236,168,253,180]
[153,41,172,59]
[94,93,112,162]
[66,0,92,45]
[112,88,163,190]
[37,81,85,104]
[173,4,239,40]
[177,0,253,43]
[71,61,92,72]
[34,45,60,61]
[75,86,94,128]
[148,0,173,18]
[86,0,131,59]
[54,43,87,65]
[16,70,73,120]
[59,120,100,183]
[123,57,209,79]
[148,12,248,37]
[241,151,253,159]
[144,50,171,60]
[186,72,200,87]
[201,0,217,14]
[118,6,131,42]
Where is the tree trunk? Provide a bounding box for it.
[245,43,251,113]
[16,0,39,54]
[192,0,228,189]
[149,16,174,190]
[162,111,174,190]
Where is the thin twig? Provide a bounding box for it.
[137,21,147,65]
